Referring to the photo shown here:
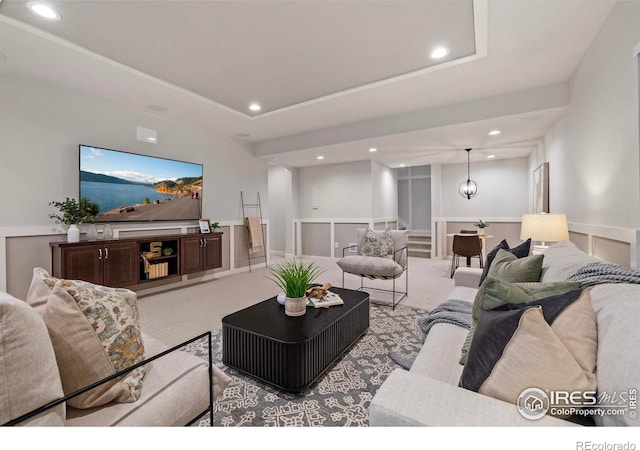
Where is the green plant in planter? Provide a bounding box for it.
[49,197,95,225]
[211,221,220,230]
[473,219,489,229]
[267,260,325,299]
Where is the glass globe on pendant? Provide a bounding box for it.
[459,148,478,199]
[459,179,478,199]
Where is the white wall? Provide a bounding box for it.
[0,73,268,290]
[431,164,443,218]
[0,74,267,228]
[296,160,373,218]
[544,0,640,229]
[267,165,293,253]
[440,157,530,219]
[292,160,397,257]
[371,160,397,219]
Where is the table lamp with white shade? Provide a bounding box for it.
[520,213,569,254]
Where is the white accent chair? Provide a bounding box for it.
[336,229,409,309]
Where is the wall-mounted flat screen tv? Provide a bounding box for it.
[79,145,203,222]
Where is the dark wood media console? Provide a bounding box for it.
[50,232,223,288]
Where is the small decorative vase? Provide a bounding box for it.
[477,227,484,235]
[285,296,307,317]
[86,224,98,241]
[67,224,80,243]
[103,223,114,240]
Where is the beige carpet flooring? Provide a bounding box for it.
[136,255,458,346]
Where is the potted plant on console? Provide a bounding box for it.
[267,260,324,317]
[49,197,94,243]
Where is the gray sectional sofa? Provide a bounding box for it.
[370,241,640,426]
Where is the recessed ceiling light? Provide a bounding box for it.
[369,147,377,152]
[399,164,406,168]
[249,102,262,112]
[316,155,325,160]
[430,46,449,60]
[487,154,496,159]
[488,130,501,136]
[27,2,61,20]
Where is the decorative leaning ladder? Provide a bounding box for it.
[241,191,267,273]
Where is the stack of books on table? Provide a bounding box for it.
[308,291,344,308]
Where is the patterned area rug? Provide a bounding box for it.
[183,302,426,427]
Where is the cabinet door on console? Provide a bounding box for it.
[103,241,137,287]
[202,234,222,270]
[60,244,103,285]
[181,236,205,274]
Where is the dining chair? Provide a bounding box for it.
[460,229,483,253]
[450,234,483,278]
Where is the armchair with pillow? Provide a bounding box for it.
[370,240,640,427]
[337,228,409,309]
[1,268,231,427]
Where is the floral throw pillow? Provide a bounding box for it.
[360,228,394,257]
[42,279,146,409]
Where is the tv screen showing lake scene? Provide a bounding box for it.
[79,145,203,222]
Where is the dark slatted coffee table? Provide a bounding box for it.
[222,287,369,392]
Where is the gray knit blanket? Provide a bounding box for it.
[389,299,471,370]
[566,262,640,287]
[417,299,472,336]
